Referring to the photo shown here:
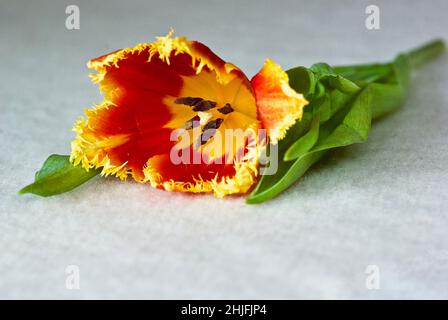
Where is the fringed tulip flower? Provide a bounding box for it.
[70,31,308,197]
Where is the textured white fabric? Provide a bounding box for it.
[1,0,447,299]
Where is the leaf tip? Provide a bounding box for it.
[18,185,31,196]
[245,192,267,205]
[245,196,259,205]
[283,151,297,162]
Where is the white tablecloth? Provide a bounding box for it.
[1,0,447,299]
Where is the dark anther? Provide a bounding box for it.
[174,97,203,106]
[203,118,223,131]
[200,118,224,145]
[174,96,217,112]
[183,115,201,130]
[217,103,234,115]
[192,100,217,112]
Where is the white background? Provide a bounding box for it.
[1,0,447,299]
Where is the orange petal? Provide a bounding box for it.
[251,59,308,144]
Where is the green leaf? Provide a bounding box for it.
[309,63,360,93]
[276,111,314,152]
[369,83,404,120]
[287,66,316,97]
[333,63,392,83]
[310,63,336,77]
[247,83,372,204]
[404,39,445,69]
[247,74,370,204]
[318,89,354,123]
[324,75,361,94]
[284,115,320,161]
[246,150,327,204]
[19,155,100,197]
[247,39,445,204]
[314,82,326,99]
[287,83,374,163]
[368,55,410,120]
[393,54,411,93]
[311,85,372,152]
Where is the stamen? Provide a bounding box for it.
[200,118,223,145]
[192,100,217,112]
[217,103,234,115]
[183,115,201,130]
[174,97,203,106]
[203,118,224,130]
[174,96,217,112]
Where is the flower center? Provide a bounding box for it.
[174,96,235,145]
[163,69,259,161]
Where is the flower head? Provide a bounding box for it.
[70,31,308,197]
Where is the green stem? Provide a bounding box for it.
[405,39,445,68]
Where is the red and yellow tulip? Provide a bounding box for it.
[70,31,308,197]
